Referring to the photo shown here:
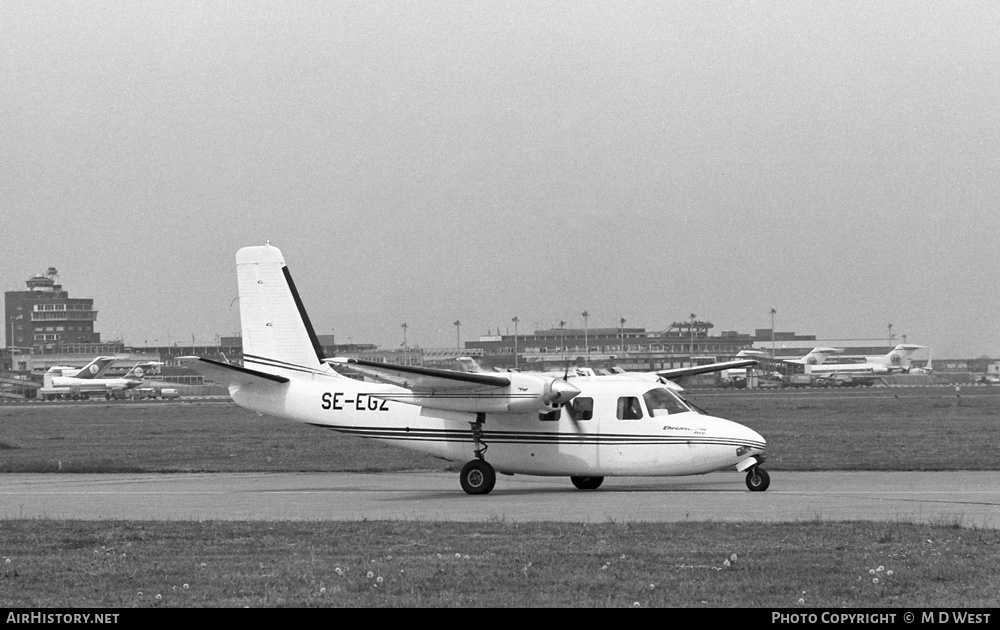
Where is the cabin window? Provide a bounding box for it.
[616,396,644,420]
[643,387,691,416]
[539,408,561,422]
[567,397,594,421]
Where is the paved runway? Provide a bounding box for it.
[0,471,998,527]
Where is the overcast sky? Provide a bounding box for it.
[3,1,998,358]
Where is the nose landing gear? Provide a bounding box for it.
[745,466,770,492]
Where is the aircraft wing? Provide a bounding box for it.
[179,357,289,388]
[326,358,511,391]
[326,357,579,414]
[654,359,759,380]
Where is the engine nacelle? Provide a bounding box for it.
[375,373,581,415]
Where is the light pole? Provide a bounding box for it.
[770,308,776,359]
[454,320,461,351]
[6,316,16,371]
[619,318,626,354]
[559,321,566,361]
[888,323,893,349]
[582,311,589,365]
[401,323,407,348]
[511,316,519,369]
[689,313,696,355]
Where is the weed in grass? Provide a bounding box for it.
[1,556,16,580]
[855,564,898,601]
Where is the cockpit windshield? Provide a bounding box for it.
[643,387,693,416]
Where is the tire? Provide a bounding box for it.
[570,476,604,490]
[460,460,496,495]
[746,467,770,492]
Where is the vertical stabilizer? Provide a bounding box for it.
[882,344,924,369]
[236,245,326,377]
[70,356,118,379]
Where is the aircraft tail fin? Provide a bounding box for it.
[884,344,924,368]
[236,244,328,378]
[784,347,841,365]
[70,356,118,379]
[122,361,164,380]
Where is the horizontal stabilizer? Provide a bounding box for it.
[179,357,289,388]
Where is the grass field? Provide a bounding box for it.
[1,385,998,473]
[1,520,998,607]
[1,386,998,607]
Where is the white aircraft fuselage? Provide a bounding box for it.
[805,344,923,377]
[231,370,766,478]
[49,376,141,391]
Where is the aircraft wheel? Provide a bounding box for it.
[746,467,770,492]
[570,476,604,490]
[460,460,496,495]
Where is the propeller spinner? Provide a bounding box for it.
[543,378,581,407]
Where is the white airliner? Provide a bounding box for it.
[805,344,924,378]
[182,244,770,495]
[45,356,118,380]
[39,361,163,400]
[737,347,842,366]
[781,347,843,366]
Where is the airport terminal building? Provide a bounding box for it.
[2,266,993,397]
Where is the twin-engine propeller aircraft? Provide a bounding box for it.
[182,245,770,495]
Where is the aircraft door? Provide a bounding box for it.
[562,397,599,471]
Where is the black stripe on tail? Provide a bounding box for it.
[281,266,325,365]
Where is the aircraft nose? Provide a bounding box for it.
[718,417,767,451]
[742,424,767,453]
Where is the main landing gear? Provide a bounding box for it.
[745,466,770,492]
[460,413,496,495]
[460,459,496,495]
[570,476,604,490]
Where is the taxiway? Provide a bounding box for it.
[0,470,997,527]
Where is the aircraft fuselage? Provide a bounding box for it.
[231,373,767,478]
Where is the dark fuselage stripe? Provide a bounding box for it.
[243,355,328,376]
[307,423,765,448]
